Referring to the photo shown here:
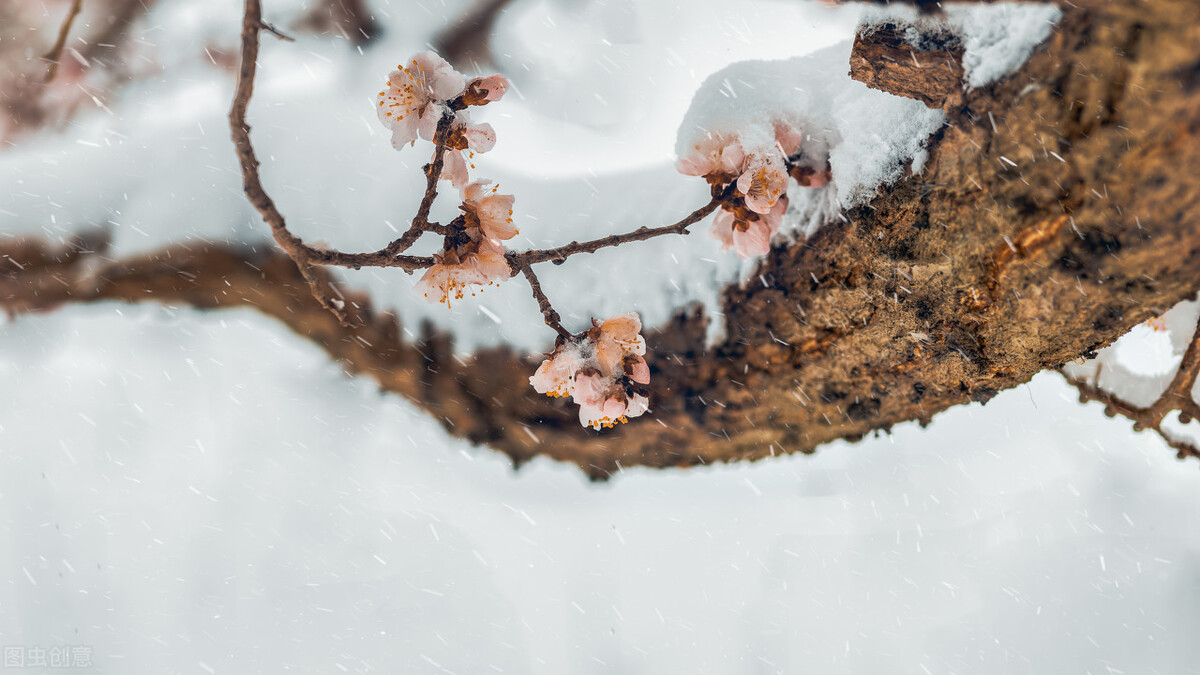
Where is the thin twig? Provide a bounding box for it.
[519,264,572,340]
[229,0,731,331]
[231,0,351,323]
[230,0,439,324]
[43,0,84,83]
[1161,319,1200,424]
[512,188,728,267]
[1061,317,1200,461]
[385,112,457,256]
[259,19,295,42]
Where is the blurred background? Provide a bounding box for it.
[2,1,1199,672]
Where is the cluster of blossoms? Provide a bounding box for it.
[377,52,509,187]
[378,52,516,304]
[376,52,654,431]
[676,123,830,258]
[530,313,652,429]
[414,180,517,304]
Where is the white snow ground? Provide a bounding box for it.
[2,1,1199,673]
[1,304,1198,674]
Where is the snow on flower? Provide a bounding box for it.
[377,52,465,149]
[529,313,652,430]
[414,181,517,304]
[675,120,827,257]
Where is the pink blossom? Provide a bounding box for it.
[530,349,581,398]
[737,152,790,215]
[710,196,787,259]
[709,209,737,251]
[624,392,650,419]
[572,372,651,429]
[710,209,770,258]
[676,133,745,180]
[573,372,630,430]
[595,312,646,377]
[527,313,652,430]
[626,356,650,385]
[438,113,497,187]
[414,239,511,305]
[441,151,471,189]
[774,122,804,157]
[462,180,517,241]
[774,122,832,188]
[415,181,517,304]
[733,219,772,258]
[377,52,466,149]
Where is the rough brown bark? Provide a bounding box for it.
[4,0,1200,479]
[849,22,965,110]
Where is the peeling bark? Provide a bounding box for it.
[4,0,1200,479]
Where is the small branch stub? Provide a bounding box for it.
[849,21,966,110]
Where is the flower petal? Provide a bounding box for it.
[414,51,466,101]
[472,74,509,102]
[462,120,496,153]
[709,208,736,251]
[731,220,772,258]
[440,149,470,187]
[627,356,651,385]
[478,194,517,240]
[625,393,650,419]
[737,154,789,215]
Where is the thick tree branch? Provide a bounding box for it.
[9,0,1196,480]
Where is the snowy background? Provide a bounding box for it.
[2,0,1199,673]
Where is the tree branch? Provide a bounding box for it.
[517,264,572,340]
[849,21,965,110]
[1162,321,1200,425]
[42,0,83,83]
[1061,316,1200,460]
[171,0,1200,480]
[512,189,727,267]
[229,0,435,324]
[387,112,457,256]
